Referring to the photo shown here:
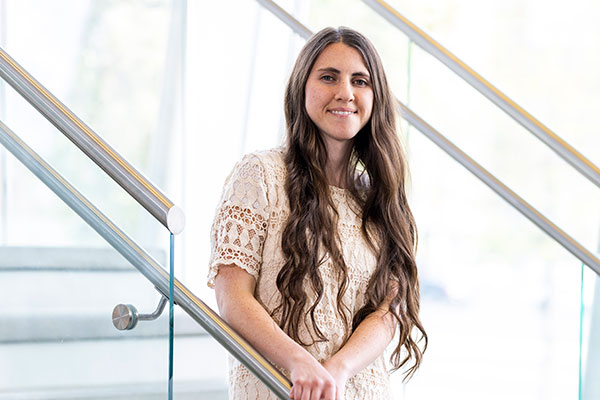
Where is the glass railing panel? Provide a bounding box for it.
[0,227,171,398]
[0,119,205,397]
[172,312,229,399]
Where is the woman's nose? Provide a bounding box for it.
[335,79,354,102]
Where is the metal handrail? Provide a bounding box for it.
[0,47,185,234]
[0,119,292,399]
[362,0,600,190]
[256,0,600,276]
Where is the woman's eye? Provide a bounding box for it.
[354,79,369,86]
[321,75,335,82]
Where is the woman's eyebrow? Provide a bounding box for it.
[352,71,370,78]
[316,67,370,77]
[317,67,341,74]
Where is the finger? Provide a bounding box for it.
[289,386,295,399]
[310,386,323,400]
[321,381,335,400]
[300,384,311,400]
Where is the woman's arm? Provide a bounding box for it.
[322,308,396,389]
[322,285,399,394]
[214,264,338,400]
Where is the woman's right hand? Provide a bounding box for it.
[288,353,337,400]
[215,265,338,399]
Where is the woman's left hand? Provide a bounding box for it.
[322,357,350,400]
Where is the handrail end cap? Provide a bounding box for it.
[167,205,185,234]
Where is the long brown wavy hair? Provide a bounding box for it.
[275,26,427,379]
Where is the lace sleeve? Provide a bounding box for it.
[207,154,270,288]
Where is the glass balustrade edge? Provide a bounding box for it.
[0,120,292,400]
[361,0,600,190]
[0,47,185,234]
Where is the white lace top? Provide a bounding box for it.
[208,148,392,399]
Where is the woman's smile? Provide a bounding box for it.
[328,108,356,116]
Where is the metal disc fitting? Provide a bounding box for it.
[112,304,139,330]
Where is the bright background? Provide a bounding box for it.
[0,0,598,399]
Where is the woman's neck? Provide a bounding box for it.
[324,140,352,188]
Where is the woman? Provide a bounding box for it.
[208,27,426,400]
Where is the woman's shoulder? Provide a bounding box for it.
[238,147,286,183]
[243,147,285,167]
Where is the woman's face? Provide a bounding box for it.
[305,42,374,148]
